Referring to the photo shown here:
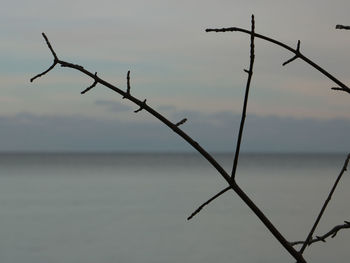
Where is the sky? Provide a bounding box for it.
[1,0,349,152]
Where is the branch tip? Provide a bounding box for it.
[126,70,131,94]
[231,14,255,180]
[336,24,350,30]
[187,186,231,221]
[175,118,187,127]
[41,32,58,61]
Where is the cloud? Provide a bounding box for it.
[0,112,349,153]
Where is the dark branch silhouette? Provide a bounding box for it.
[206,26,350,94]
[123,70,131,99]
[30,33,58,83]
[189,20,350,221]
[336,25,350,30]
[298,154,350,253]
[291,221,350,247]
[187,186,231,220]
[134,99,147,113]
[31,15,350,262]
[175,118,187,127]
[81,72,98,94]
[31,18,307,262]
[231,15,255,180]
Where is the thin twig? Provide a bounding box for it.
[30,61,58,82]
[231,14,255,180]
[31,30,307,263]
[81,72,98,94]
[123,70,131,99]
[187,186,231,220]
[30,33,59,83]
[282,40,301,66]
[206,26,350,94]
[291,221,350,246]
[336,25,350,30]
[299,154,350,254]
[175,118,187,127]
[331,87,350,92]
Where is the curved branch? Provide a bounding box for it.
[206,27,350,94]
[30,32,307,263]
[187,186,231,220]
[291,221,350,247]
[30,61,58,82]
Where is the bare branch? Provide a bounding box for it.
[282,40,301,66]
[231,14,255,180]
[189,15,256,217]
[336,25,350,30]
[206,26,350,94]
[30,61,58,82]
[332,87,350,94]
[30,33,59,82]
[81,72,98,94]
[41,33,58,60]
[291,221,350,246]
[31,30,307,263]
[187,186,231,220]
[299,154,350,254]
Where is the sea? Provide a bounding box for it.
[0,152,348,263]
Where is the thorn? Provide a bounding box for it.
[134,99,146,113]
[331,87,343,91]
[81,72,98,94]
[175,118,187,127]
[282,40,301,66]
[344,221,350,225]
[244,69,250,73]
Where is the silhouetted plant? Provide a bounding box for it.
[31,15,349,263]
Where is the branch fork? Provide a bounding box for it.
[81,72,98,94]
[282,40,301,66]
[31,15,350,262]
[30,28,308,263]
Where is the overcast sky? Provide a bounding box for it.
[1,0,349,152]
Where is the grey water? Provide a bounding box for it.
[0,153,348,263]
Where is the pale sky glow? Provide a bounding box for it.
[1,0,349,152]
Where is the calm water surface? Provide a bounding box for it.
[0,153,348,263]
